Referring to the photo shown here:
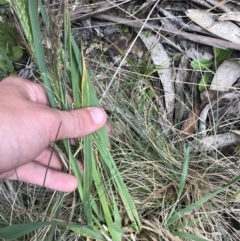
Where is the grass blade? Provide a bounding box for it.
[81,50,93,226]
[172,231,210,241]
[166,146,191,226]
[93,136,141,232]
[92,154,122,241]
[168,174,240,226]
[0,221,105,240]
[28,0,56,108]
[64,7,81,109]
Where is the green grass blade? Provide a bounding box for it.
[67,222,105,240]
[172,231,210,241]
[65,140,83,197]
[168,174,240,226]
[182,214,209,228]
[81,50,93,226]
[166,146,191,226]
[0,221,105,240]
[93,135,141,232]
[28,0,56,108]
[0,218,9,228]
[64,140,100,219]
[38,0,49,31]
[226,188,240,204]
[82,134,93,226]
[111,190,122,234]
[64,8,81,109]
[92,154,122,241]
[67,141,101,219]
[178,147,191,198]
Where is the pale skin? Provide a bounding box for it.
[0,76,107,192]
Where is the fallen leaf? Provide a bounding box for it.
[205,0,239,13]
[231,130,240,136]
[186,9,240,44]
[200,89,218,104]
[138,33,175,122]
[191,133,240,152]
[199,92,240,135]
[181,104,201,138]
[218,12,240,22]
[175,55,190,122]
[210,58,240,91]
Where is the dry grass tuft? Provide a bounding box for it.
[1,0,240,240]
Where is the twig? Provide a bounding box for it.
[70,0,135,21]
[93,14,240,51]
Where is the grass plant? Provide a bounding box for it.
[1,0,140,240]
[0,1,240,241]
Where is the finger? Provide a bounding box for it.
[2,76,49,105]
[51,107,107,141]
[7,162,78,192]
[35,148,62,170]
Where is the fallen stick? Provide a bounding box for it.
[93,14,240,51]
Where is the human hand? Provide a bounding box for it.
[0,76,107,192]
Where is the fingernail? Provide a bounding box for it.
[88,108,106,124]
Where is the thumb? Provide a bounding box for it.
[51,107,107,141]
